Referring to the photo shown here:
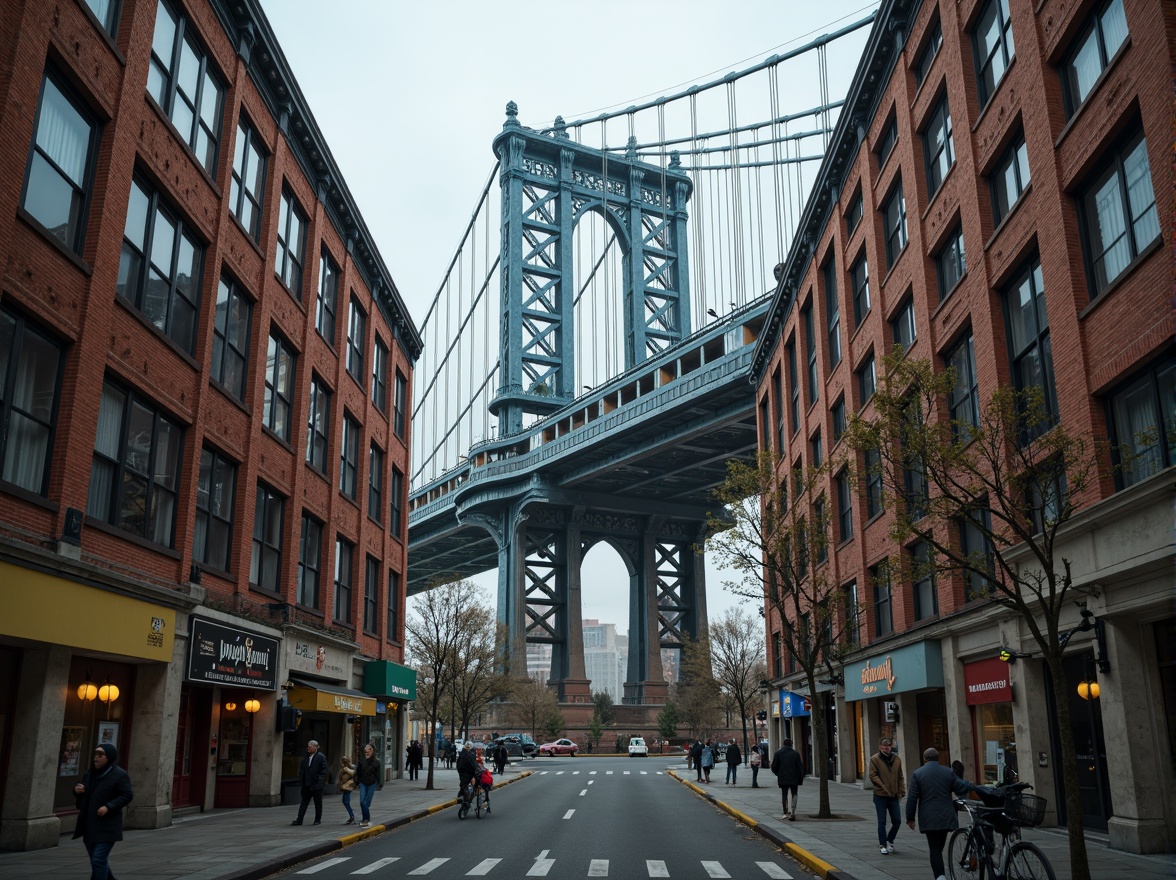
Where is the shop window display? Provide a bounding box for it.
[974,701,1017,783]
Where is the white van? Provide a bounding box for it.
[628,736,648,757]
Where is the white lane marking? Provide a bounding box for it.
[298,858,349,874]
[580,788,589,796]
[623,771,631,775]
[467,858,502,875]
[589,770,597,775]
[641,771,648,775]
[756,862,794,878]
[556,770,565,775]
[647,860,670,877]
[573,770,580,774]
[606,770,614,775]
[702,861,731,878]
[351,857,400,874]
[563,809,575,819]
[537,850,550,858]
[588,859,609,876]
[588,780,595,785]
[408,858,450,874]
[527,858,555,876]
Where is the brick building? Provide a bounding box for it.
[751,0,1172,855]
[0,0,421,850]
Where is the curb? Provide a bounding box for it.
[667,770,849,880]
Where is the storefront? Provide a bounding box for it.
[364,660,416,781]
[778,690,811,770]
[962,657,1016,784]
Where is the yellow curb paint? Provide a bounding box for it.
[784,842,837,878]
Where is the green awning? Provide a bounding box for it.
[363,660,416,701]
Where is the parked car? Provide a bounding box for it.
[628,736,648,757]
[538,738,579,756]
[493,733,538,758]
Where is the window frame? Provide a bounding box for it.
[372,336,389,414]
[922,95,955,197]
[803,304,819,406]
[389,467,404,538]
[346,295,367,384]
[891,298,917,354]
[845,191,863,235]
[865,446,884,520]
[786,339,800,431]
[959,507,995,597]
[1061,0,1128,118]
[857,352,876,408]
[946,332,980,440]
[363,555,380,636]
[297,513,322,609]
[0,306,64,495]
[194,446,236,573]
[316,247,339,344]
[911,540,938,620]
[340,412,360,500]
[831,396,847,445]
[393,370,408,439]
[83,0,122,36]
[836,467,853,542]
[773,367,786,451]
[990,131,1030,226]
[935,225,967,302]
[306,375,331,473]
[275,187,307,299]
[211,275,252,403]
[263,332,295,442]
[851,254,871,326]
[1107,354,1175,489]
[972,0,1016,108]
[250,483,284,593]
[882,180,908,269]
[1002,256,1058,441]
[229,116,266,241]
[876,117,898,169]
[914,17,943,87]
[368,443,384,525]
[823,259,841,369]
[386,569,400,643]
[872,560,893,637]
[334,536,354,624]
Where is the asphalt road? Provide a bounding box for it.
[270,757,806,879]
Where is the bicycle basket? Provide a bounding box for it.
[1007,792,1046,827]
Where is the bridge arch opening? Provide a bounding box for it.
[571,207,627,395]
[579,539,633,705]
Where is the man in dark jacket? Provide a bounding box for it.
[724,739,742,785]
[291,739,328,825]
[455,741,479,813]
[770,738,805,820]
[905,747,978,880]
[689,739,703,781]
[73,741,134,880]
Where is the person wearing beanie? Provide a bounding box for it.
[73,741,134,880]
[905,747,978,880]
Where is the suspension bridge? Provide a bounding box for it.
[407,11,876,720]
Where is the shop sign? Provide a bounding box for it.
[187,617,278,690]
[287,682,377,716]
[362,659,416,701]
[779,690,811,717]
[845,640,944,702]
[963,657,1012,705]
[287,638,348,679]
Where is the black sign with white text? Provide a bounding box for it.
[186,617,278,690]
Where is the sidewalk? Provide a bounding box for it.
[2,760,1173,879]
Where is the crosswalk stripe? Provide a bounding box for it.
[573,770,580,774]
[563,809,575,819]
[352,857,400,874]
[298,858,349,874]
[579,788,588,796]
[641,771,648,775]
[702,861,731,878]
[588,858,609,876]
[588,780,595,785]
[647,860,669,877]
[467,858,502,875]
[756,862,794,879]
[623,770,631,775]
[589,770,597,774]
[408,858,450,874]
[556,771,565,775]
[606,770,613,775]
[527,858,555,876]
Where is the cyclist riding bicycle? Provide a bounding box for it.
[456,743,478,810]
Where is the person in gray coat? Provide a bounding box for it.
[905,747,978,880]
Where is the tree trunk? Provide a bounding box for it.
[1046,649,1091,880]
[424,709,437,790]
[808,672,831,818]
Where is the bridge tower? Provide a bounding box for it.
[482,103,702,709]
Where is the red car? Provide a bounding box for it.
[538,738,579,756]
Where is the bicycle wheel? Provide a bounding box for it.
[947,828,985,880]
[1005,841,1056,880]
[475,790,487,819]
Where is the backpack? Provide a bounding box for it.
[479,769,493,787]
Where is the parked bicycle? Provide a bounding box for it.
[947,781,1056,880]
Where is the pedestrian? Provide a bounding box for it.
[690,739,703,781]
[700,739,715,783]
[725,738,742,785]
[291,740,328,825]
[770,737,805,820]
[868,737,905,855]
[73,742,134,880]
[493,740,508,775]
[409,740,423,780]
[338,756,357,825]
[749,744,762,787]
[356,742,382,827]
[905,747,978,880]
[444,738,456,769]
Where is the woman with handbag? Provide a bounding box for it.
[337,756,357,825]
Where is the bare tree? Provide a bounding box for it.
[451,619,514,738]
[710,607,769,761]
[672,635,722,738]
[504,675,561,740]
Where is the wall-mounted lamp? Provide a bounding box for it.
[225,701,238,711]
[1077,679,1100,700]
[98,678,119,705]
[998,647,1033,664]
[77,674,97,702]
[245,698,261,714]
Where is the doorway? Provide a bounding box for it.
[1048,651,1112,830]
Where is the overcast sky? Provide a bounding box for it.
[260,0,878,633]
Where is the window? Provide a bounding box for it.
[991,132,1030,225]
[194,447,235,572]
[960,507,995,596]
[1062,0,1128,117]
[211,276,251,402]
[393,370,407,439]
[973,0,1015,107]
[823,260,841,368]
[263,333,294,442]
[832,397,847,444]
[786,340,799,431]
[390,467,404,537]
[346,296,366,383]
[117,177,204,354]
[1109,355,1175,489]
[334,537,353,624]
[250,484,283,592]
[902,399,928,520]
[851,255,870,326]
[368,444,384,524]
[846,191,863,235]
[882,181,908,268]
[316,249,339,343]
[803,305,819,405]
[843,581,860,645]
[773,631,784,677]
[84,0,121,35]
[0,307,63,494]
[773,368,785,450]
[1003,257,1057,439]
[813,496,828,563]
[811,430,822,468]
[759,400,770,449]
[1080,129,1159,297]
[876,117,897,168]
[88,380,182,546]
[275,188,307,297]
[891,299,916,354]
[857,352,876,407]
[387,569,401,642]
[372,337,389,413]
[340,413,359,500]
[923,97,955,196]
[364,556,380,635]
[865,446,884,519]
[21,70,98,254]
[229,118,266,240]
[871,560,893,637]
[297,514,322,608]
[946,333,980,440]
[1026,463,1067,535]
[306,376,331,472]
[915,18,942,87]
[147,0,223,174]
[935,226,967,300]
[911,541,937,620]
[836,469,853,542]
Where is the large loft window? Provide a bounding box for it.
[991,131,1030,226]
[194,446,236,573]
[251,484,284,593]
[923,96,955,197]
[0,307,63,495]
[972,0,1015,108]
[211,275,251,403]
[275,188,307,298]
[1062,0,1127,117]
[229,117,266,240]
[263,333,295,442]
[882,180,908,269]
[1108,354,1175,489]
[1002,256,1057,442]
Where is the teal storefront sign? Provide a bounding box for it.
[844,640,944,702]
[363,659,417,701]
